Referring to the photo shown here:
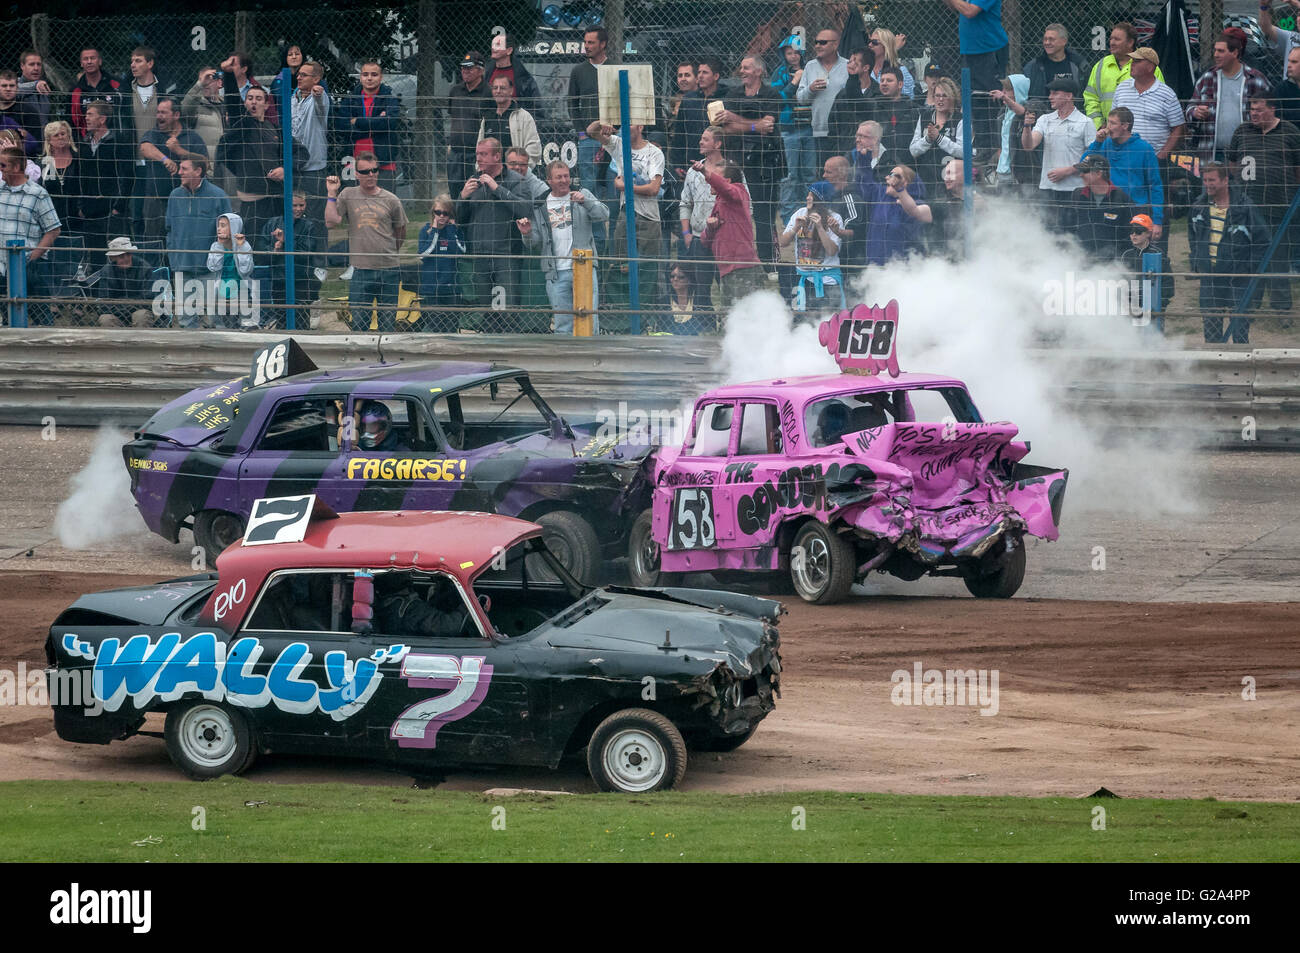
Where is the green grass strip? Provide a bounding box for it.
[1,781,1296,862]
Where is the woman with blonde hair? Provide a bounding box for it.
[868,29,915,99]
[40,120,81,228]
[909,77,964,190]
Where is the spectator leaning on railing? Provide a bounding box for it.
[0,145,61,327]
[517,159,610,335]
[1079,106,1163,238]
[165,156,231,326]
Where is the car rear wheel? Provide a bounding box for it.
[627,510,683,588]
[193,510,245,567]
[963,537,1027,599]
[165,701,256,780]
[587,708,688,793]
[790,522,855,604]
[536,510,602,586]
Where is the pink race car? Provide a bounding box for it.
[627,302,1068,603]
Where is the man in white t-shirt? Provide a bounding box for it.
[1021,78,1093,225]
[517,159,610,334]
[587,120,665,324]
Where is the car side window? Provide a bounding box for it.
[257,397,347,453]
[244,571,355,633]
[736,402,782,456]
[370,570,477,640]
[348,397,439,452]
[687,402,733,456]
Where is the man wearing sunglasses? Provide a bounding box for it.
[326,151,408,333]
[797,30,849,170]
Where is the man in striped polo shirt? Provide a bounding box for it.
[1112,49,1185,160]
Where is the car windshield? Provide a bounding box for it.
[805,387,979,447]
[431,377,556,451]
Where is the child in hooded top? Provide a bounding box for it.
[206,211,256,328]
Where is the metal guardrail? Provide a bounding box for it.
[0,330,1296,447]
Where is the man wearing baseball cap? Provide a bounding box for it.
[1065,153,1135,260]
[1112,48,1185,159]
[446,52,488,188]
[1186,29,1272,160]
[1021,76,1092,225]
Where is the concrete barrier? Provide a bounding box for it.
[0,330,1296,447]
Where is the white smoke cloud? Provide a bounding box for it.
[718,205,1200,516]
[54,425,154,549]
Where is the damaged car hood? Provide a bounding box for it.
[546,588,780,675]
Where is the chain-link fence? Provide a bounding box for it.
[1,0,1297,342]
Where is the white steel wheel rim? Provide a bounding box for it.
[794,533,830,594]
[178,705,237,767]
[634,525,660,577]
[603,728,668,792]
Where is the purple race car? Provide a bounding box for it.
[627,302,1069,603]
[124,339,649,583]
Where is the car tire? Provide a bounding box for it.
[536,510,602,586]
[693,724,758,752]
[193,510,245,567]
[790,522,855,604]
[963,537,1027,599]
[587,708,688,793]
[164,700,256,780]
[627,510,683,588]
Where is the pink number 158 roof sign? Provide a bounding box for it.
[818,300,901,377]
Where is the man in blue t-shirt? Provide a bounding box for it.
[943,0,1010,161]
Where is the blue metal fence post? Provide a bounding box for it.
[1236,188,1300,316]
[1142,250,1164,334]
[6,240,27,328]
[618,69,640,335]
[960,67,974,262]
[280,67,296,330]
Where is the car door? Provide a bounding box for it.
[233,568,377,754]
[656,399,735,559]
[362,571,536,769]
[238,395,350,515]
[341,395,462,514]
[727,400,794,552]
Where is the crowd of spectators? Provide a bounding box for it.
[1,7,1299,342]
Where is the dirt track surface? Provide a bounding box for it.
[3,572,1297,801]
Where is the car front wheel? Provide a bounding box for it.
[790,522,855,604]
[627,510,683,588]
[536,510,602,586]
[165,701,257,780]
[193,510,245,567]
[587,708,688,793]
[963,537,1027,599]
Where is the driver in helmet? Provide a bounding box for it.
[374,572,468,638]
[815,401,851,446]
[356,400,408,451]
